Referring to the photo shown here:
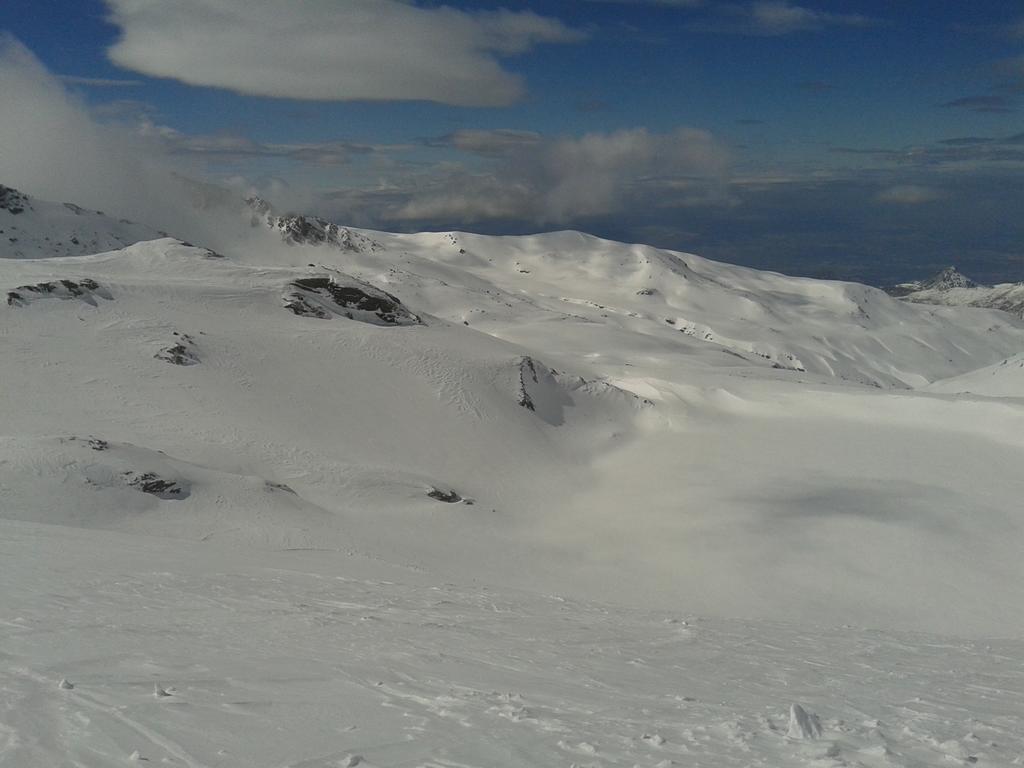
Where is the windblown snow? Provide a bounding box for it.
[2,186,1023,767]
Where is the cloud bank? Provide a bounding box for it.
[3,33,1023,288]
[393,127,733,225]
[0,36,274,248]
[875,185,947,205]
[690,1,879,36]
[104,0,582,107]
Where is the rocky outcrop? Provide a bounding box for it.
[248,197,380,252]
[0,185,30,215]
[6,278,105,307]
[283,275,422,326]
[155,332,200,366]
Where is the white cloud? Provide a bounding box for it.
[431,129,543,157]
[749,2,875,34]
[0,37,278,247]
[0,37,727,244]
[875,185,947,205]
[394,127,732,224]
[586,0,704,7]
[692,1,879,36]
[137,120,397,166]
[104,0,582,107]
[58,75,142,87]
[0,36,165,216]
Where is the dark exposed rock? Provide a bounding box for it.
[63,435,110,451]
[0,185,30,215]
[247,197,381,252]
[517,357,539,411]
[155,333,199,366]
[124,472,184,498]
[921,266,978,291]
[428,488,463,503]
[284,275,422,326]
[283,292,330,319]
[156,345,195,365]
[6,278,103,307]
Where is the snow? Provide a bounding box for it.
[888,267,1024,318]
[787,704,823,740]
[0,185,164,260]
[926,352,1024,398]
[2,186,1024,766]
[3,520,1023,768]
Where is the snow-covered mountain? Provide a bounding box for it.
[886,265,1024,318]
[3,186,1023,767]
[0,183,170,259]
[249,195,377,251]
[247,200,1021,390]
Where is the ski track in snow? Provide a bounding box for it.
[2,521,1022,768]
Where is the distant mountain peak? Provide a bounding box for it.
[245,195,272,217]
[247,196,379,252]
[921,266,978,291]
[884,265,1024,318]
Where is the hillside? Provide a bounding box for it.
[0,183,168,260]
[2,187,1023,632]
[2,186,1023,767]
[927,352,1024,398]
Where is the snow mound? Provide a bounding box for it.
[0,436,338,544]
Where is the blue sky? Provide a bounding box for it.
[3,0,1024,283]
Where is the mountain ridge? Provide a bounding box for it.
[885,265,1024,317]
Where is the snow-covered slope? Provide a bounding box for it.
[249,208,1024,390]
[887,266,1024,318]
[0,198,1021,632]
[3,518,1021,768]
[0,183,168,259]
[3,188,1024,766]
[927,352,1024,397]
